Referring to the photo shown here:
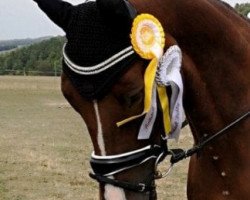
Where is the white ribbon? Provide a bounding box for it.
[156,45,184,140]
[138,83,158,139]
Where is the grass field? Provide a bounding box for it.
[0,76,193,200]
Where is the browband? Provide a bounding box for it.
[63,44,135,75]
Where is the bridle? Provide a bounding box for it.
[89,111,249,194]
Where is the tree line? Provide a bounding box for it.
[0,37,65,76]
[0,36,52,52]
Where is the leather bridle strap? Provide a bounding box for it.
[89,172,155,193]
[170,111,250,164]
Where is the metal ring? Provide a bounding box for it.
[154,152,174,179]
[138,183,146,192]
[160,164,173,178]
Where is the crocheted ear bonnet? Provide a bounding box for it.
[34,0,138,99]
[62,0,138,99]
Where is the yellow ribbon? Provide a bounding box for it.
[157,86,171,133]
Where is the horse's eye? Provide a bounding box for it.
[123,90,144,108]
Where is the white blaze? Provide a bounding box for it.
[93,100,106,156]
[104,184,127,200]
[92,101,127,200]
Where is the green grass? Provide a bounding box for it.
[0,76,193,200]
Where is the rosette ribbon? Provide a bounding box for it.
[117,14,184,140]
[156,45,184,140]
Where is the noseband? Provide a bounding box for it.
[89,140,169,193]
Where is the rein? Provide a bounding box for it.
[169,111,250,164]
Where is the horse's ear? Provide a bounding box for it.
[96,0,137,34]
[33,0,74,32]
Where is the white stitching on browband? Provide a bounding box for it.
[64,51,135,75]
[63,44,135,75]
[63,45,133,71]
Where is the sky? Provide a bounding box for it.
[0,0,249,41]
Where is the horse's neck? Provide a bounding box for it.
[182,50,249,142]
[131,0,250,196]
[171,1,250,143]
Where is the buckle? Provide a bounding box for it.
[138,183,146,192]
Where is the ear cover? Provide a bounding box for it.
[33,0,74,32]
[96,0,137,34]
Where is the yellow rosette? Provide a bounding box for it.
[130,14,165,59]
[117,14,171,138]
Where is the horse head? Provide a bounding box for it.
[34,0,177,199]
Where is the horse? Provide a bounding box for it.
[33,0,250,199]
